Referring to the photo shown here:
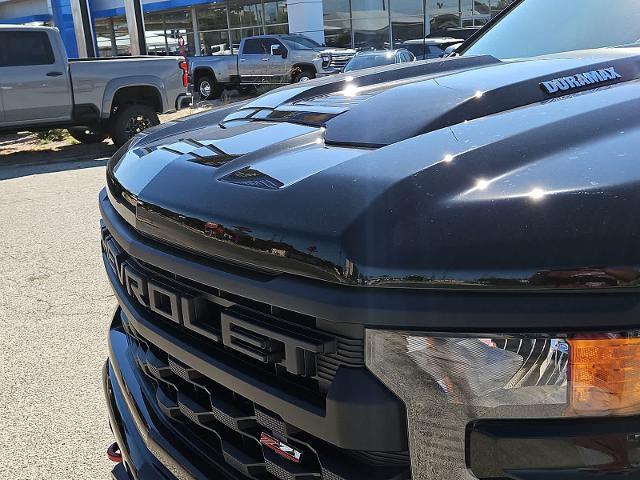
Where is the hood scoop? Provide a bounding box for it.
[323,54,640,147]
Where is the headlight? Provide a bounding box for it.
[321,53,331,69]
[366,330,640,479]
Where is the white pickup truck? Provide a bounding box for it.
[189,34,355,99]
[0,25,191,146]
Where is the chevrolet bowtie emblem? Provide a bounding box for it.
[259,433,304,463]
[540,66,622,95]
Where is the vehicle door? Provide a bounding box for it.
[238,38,270,84]
[0,29,73,125]
[265,38,289,83]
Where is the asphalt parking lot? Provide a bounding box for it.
[0,96,251,479]
[0,156,116,479]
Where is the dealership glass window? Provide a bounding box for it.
[95,17,118,57]
[390,0,422,45]
[391,17,423,44]
[391,0,422,17]
[323,0,351,22]
[461,0,490,26]
[194,0,289,55]
[491,0,511,15]
[428,0,460,32]
[229,26,263,46]
[263,0,287,25]
[94,16,132,56]
[197,4,229,31]
[113,16,132,55]
[196,4,229,55]
[228,1,262,29]
[323,0,352,46]
[264,24,289,34]
[163,9,196,56]
[200,30,231,55]
[144,11,168,54]
[95,16,131,56]
[351,0,390,48]
[353,20,389,49]
[324,19,352,47]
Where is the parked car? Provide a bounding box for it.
[399,37,464,60]
[428,26,481,40]
[0,25,190,146]
[343,48,415,72]
[101,0,640,479]
[189,34,355,99]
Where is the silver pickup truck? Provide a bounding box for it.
[189,34,355,99]
[0,25,191,146]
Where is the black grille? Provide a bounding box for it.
[126,321,410,480]
[102,226,410,479]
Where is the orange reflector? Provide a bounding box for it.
[568,336,640,416]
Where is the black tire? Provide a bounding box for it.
[67,127,108,144]
[109,104,159,147]
[197,75,223,100]
[293,69,316,83]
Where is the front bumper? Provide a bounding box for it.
[316,68,343,76]
[103,310,239,480]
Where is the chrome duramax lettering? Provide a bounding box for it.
[540,66,622,94]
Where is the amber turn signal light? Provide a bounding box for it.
[568,336,640,416]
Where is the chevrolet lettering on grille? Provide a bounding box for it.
[102,230,337,376]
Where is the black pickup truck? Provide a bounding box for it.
[100,1,640,479]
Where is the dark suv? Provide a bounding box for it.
[101,1,640,479]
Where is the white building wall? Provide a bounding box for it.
[0,0,50,19]
[286,0,324,44]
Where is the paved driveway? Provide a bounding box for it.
[0,158,116,479]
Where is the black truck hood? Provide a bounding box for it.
[107,48,640,290]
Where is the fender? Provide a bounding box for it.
[192,66,218,82]
[292,62,317,74]
[101,76,167,119]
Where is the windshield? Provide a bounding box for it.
[281,35,322,50]
[344,53,395,72]
[464,0,640,60]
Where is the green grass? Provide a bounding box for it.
[36,129,71,144]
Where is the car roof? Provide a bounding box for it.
[244,34,312,39]
[401,37,463,45]
[355,49,407,56]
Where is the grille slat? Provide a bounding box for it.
[328,55,353,69]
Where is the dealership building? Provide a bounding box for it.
[0,0,509,57]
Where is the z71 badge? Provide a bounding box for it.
[540,66,622,95]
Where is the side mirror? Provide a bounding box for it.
[271,44,287,58]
